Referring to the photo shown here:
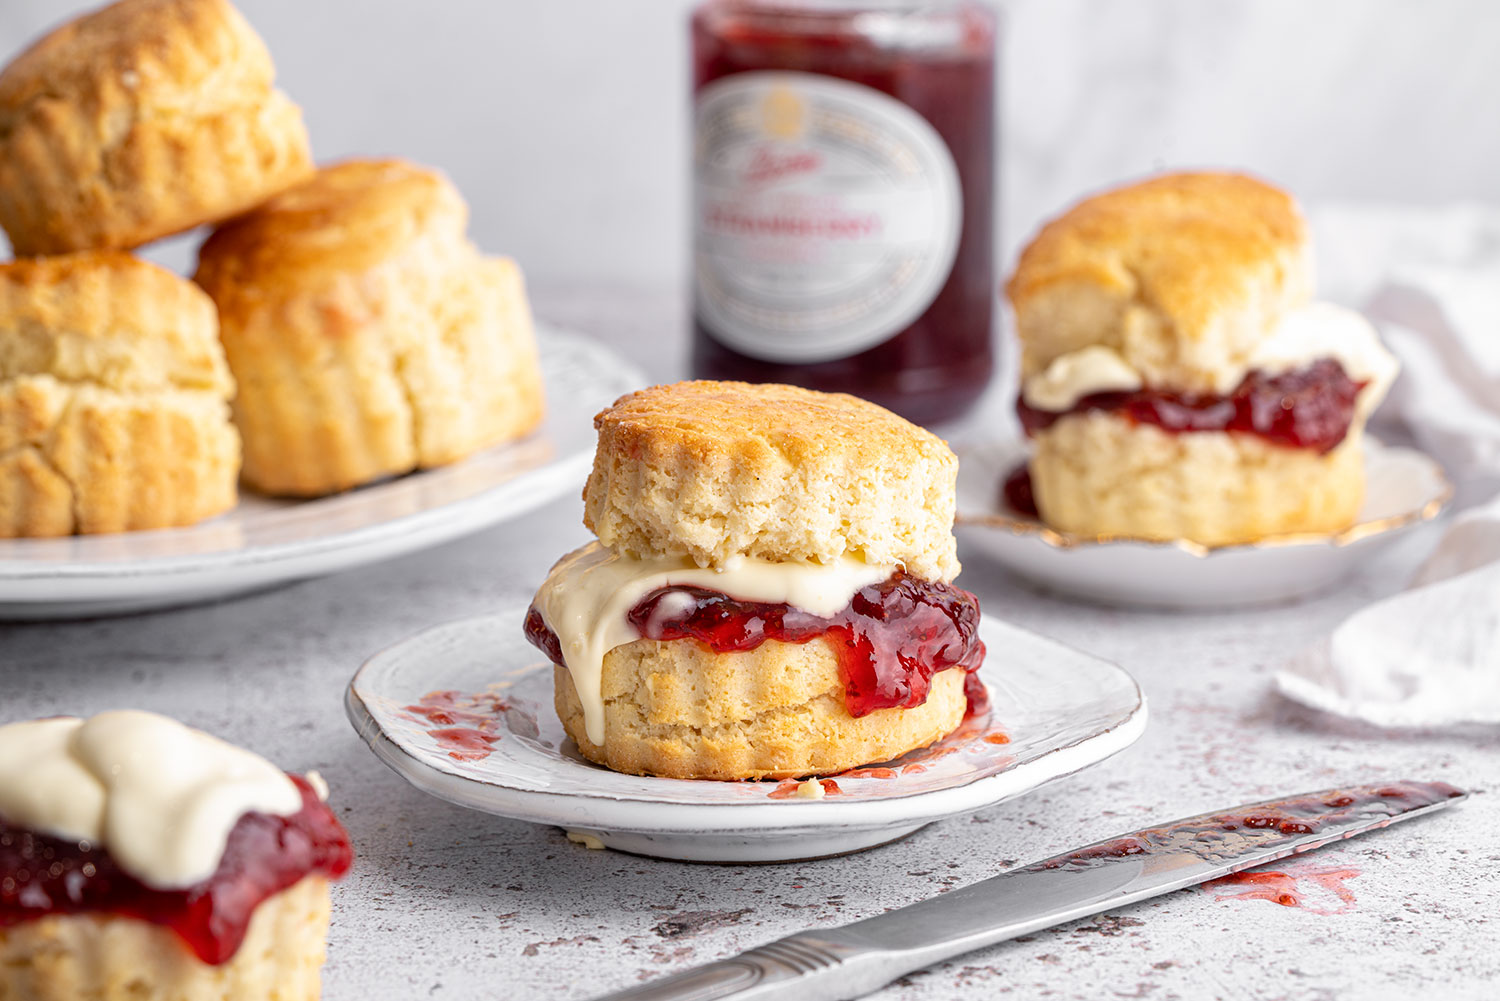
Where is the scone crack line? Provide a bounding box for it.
[30,383,85,533]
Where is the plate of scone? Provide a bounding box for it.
[956,172,1451,609]
[347,382,1148,862]
[0,0,644,618]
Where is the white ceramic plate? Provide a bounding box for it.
[0,330,643,619]
[345,608,1147,863]
[955,436,1452,610]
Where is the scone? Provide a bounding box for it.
[0,710,353,1001]
[194,158,546,497]
[0,0,313,255]
[0,253,239,537]
[525,381,987,780]
[1005,172,1399,546]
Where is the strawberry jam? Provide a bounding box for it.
[525,570,985,719]
[1017,358,1367,454]
[0,774,352,965]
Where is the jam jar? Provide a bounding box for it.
[690,0,997,424]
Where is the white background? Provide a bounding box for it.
[1,0,1497,289]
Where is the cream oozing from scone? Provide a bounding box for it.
[0,711,301,889]
[531,541,895,745]
[1021,302,1399,417]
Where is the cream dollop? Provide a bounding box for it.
[531,541,894,745]
[1021,302,1399,415]
[1249,302,1399,416]
[1022,345,1143,411]
[0,711,301,889]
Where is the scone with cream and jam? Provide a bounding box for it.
[0,710,352,1001]
[524,380,987,781]
[0,0,312,255]
[1006,171,1398,546]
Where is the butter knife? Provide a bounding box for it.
[592,780,1465,1001]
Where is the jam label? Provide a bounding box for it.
[693,71,962,363]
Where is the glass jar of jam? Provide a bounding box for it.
[690,0,997,425]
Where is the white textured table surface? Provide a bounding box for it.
[1,288,1495,1001]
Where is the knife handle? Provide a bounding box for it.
[595,933,875,1001]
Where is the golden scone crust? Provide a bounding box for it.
[0,876,330,1001]
[194,159,545,497]
[0,0,313,255]
[0,253,239,537]
[584,381,961,581]
[554,640,967,780]
[1007,172,1313,395]
[1029,411,1365,547]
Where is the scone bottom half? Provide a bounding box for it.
[526,380,988,781]
[0,711,353,1001]
[1004,171,1401,547]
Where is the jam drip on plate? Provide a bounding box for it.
[1001,464,1039,518]
[525,570,987,719]
[0,774,352,965]
[1017,358,1367,454]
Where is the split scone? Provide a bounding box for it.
[0,710,353,1001]
[1005,172,1399,546]
[0,253,239,537]
[194,158,546,497]
[0,0,313,255]
[525,381,987,780]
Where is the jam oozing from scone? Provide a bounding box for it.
[0,775,352,965]
[1018,358,1367,454]
[526,570,986,719]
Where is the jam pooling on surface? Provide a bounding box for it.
[524,570,985,719]
[690,1,996,424]
[0,774,352,965]
[1017,358,1367,454]
[1203,864,1361,914]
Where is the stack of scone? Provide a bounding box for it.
[524,380,986,781]
[1006,171,1398,546]
[0,710,353,1001]
[0,0,544,537]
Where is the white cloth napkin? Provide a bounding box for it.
[1275,203,1500,726]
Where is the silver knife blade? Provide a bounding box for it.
[590,780,1466,1001]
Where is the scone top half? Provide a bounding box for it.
[0,0,313,254]
[585,380,961,582]
[1008,171,1396,408]
[195,158,474,308]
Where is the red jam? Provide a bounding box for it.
[0,775,352,965]
[525,570,985,719]
[1001,464,1038,518]
[690,1,997,424]
[1017,358,1367,454]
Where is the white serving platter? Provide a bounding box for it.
[346,607,1147,863]
[956,436,1451,610]
[0,329,643,619]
